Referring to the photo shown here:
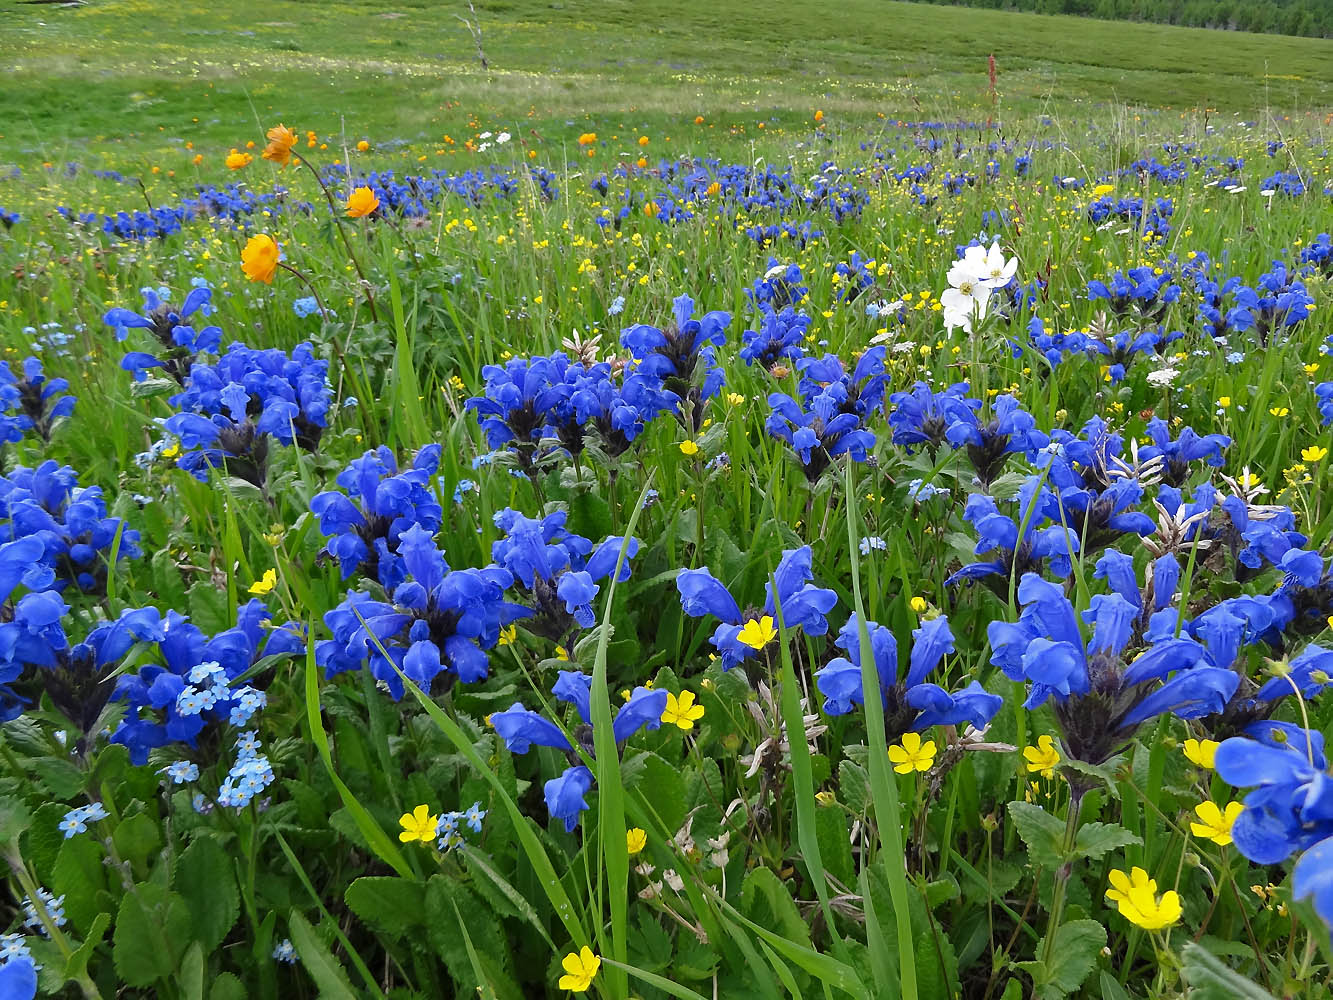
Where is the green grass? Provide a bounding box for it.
[3,0,1332,164]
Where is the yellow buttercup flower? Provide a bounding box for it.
[356,139,370,152]
[679,439,699,457]
[1183,738,1219,770]
[661,691,705,731]
[261,123,297,165]
[345,186,380,218]
[737,616,777,650]
[1023,735,1061,779]
[909,596,927,613]
[1302,445,1328,463]
[397,804,438,844]
[888,732,936,774]
[240,234,280,284]
[626,828,647,855]
[1190,800,1243,846]
[558,946,601,992]
[1091,183,1115,196]
[1106,868,1182,931]
[247,569,277,596]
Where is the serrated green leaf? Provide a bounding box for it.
[62,911,109,985]
[1072,822,1141,862]
[172,836,238,951]
[0,795,32,844]
[288,910,357,1000]
[1007,801,1066,869]
[344,876,425,940]
[180,941,205,1000]
[112,812,162,875]
[209,972,247,1000]
[113,884,190,987]
[51,834,108,935]
[1033,919,1105,998]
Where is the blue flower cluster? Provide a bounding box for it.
[103,283,222,383]
[165,341,331,487]
[766,348,887,481]
[310,445,444,590]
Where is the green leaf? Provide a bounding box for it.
[51,835,108,935]
[1006,801,1066,869]
[180,941,205,1000]
[22,802,70,884]
[287,910,357,1000]
[112,812,163,875]
[344,877,425,940]
[0,795,32,845]
[172,836,239,951]
[1072,822,1141,862]
[740,866,810,949]
[1099,972,1134,1000]
[112,883,191,987]
[30,758,86,799]
[62,911,109,985]
[210,973,247,1000]
[1181,942,1279,1000]
[1025,919,1105,999]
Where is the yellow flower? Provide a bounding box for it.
[357,139,370,151]
[1183,738,1219,770]
[1302,445,1328,463]
[225,149,253,170]
[162,442,181,460]
[397,804,439,844]
[554,644,569,661]
[1106,868,1182,931]
[909,596,927,613]
[638,135,650,146]
[345,186,380,218]
[577,132,597,146]
[247,569,277,596]
[678,439,699,457]
[888,732,936,774]
[662,691,706,731]
[1023,735,1061,779]
[1217,396,1231,409]
[497,624,517,647]
[626,828,647,855]
[814,110,824,123]
[737,616,777,650]
[1091,183,1116,197]
[240,234,280,284]
[261,123,297,165]
[1190,800,1243,846]
[1270,406,1290,418]
[643,201,660,218]
[726,392,745,406]
[558,946,601,992]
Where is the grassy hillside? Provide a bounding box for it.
[2,0,1331,158]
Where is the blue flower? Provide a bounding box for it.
[946,479,1078,589]
[765,349,884,481]
[676,546,836,671]
[492,672,666,830]
[1,358,76,442]
[815,614,1001,736]
[888,382,978,453]
[740,305,809,368]
[943,394,1048,488]
[0,954,36,1000]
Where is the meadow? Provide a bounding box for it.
[1,1,1333,998]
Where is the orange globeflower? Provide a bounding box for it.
[262,123,297,165]
[225,149,252,170]
[345,186,380,218]
[356,139,370,151]
[192,154,204,166]
[637,135,649,146]
[694,115,704,124]
[814,109,824,122]
[241,234,280,284]
[577,132,597,146]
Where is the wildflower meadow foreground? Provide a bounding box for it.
[2,47,1333,1000]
